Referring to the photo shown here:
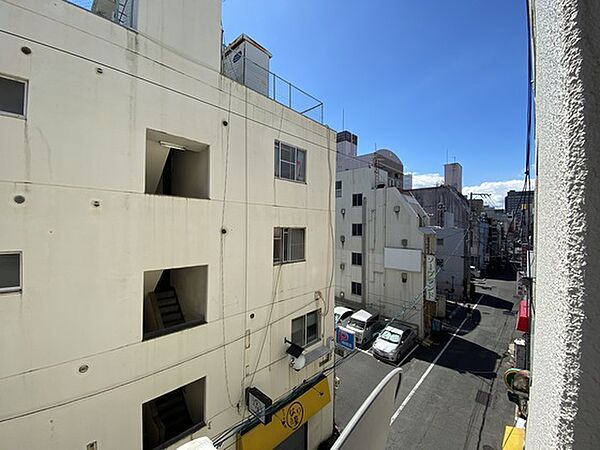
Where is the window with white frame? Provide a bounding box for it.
[291,310,320,347]
[352,223,363,236]
[352,193,363,206]
[274,141,306,182]
[351,282,362,296]
[336,180,342,198]
[0,76,26,118]
[351,252,362,266]
[273,227,305,264]
[0,252,21,293]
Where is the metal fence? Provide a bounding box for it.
[64,0,135,28]
[222,54,324,124]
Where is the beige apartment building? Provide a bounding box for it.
[0,1,335,449]
[335,134,437,337]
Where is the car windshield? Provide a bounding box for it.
[348,318,365,330]
[379,330,401,343]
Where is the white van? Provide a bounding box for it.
[345,309,381,346]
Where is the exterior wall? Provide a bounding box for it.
[528,0,600,447]
[0,1,335,449]
[434,227,466,299]
[335,167,428,335]
[409,186,469,229]
[443,162,462,194]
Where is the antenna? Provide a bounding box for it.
[342,108,345,130]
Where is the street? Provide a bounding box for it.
[334,278,520,450]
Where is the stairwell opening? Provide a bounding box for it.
[143,265,208,340]
[145,129,210,199]
[142,377,206,449]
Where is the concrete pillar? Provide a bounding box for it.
[528,0,600,447]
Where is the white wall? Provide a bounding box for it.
[335,167,428,334]
[0,1,335,448]
[528,0,600,447]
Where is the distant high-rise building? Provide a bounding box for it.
[403,173,413,190]
[444,162,463,193]
[505,190,534,215]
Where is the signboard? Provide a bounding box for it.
[245,387,272,425]
[239,377,331,450]
[336,327,355,352]
[425,254,436,301]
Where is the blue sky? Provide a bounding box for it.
[223,0,529,206]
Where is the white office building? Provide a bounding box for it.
[0,1,335,449]
[335,139,437,337]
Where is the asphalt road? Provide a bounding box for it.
[334,279,519,450]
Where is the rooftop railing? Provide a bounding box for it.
[222,54,324,124]
[64,0,136,29]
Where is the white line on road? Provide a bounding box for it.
[396,343,419,367]
[356,347,372,355]
[390,294,484,425]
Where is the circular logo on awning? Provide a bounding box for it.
[285,402,304,430]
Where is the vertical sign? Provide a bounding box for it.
[425,255,436,301]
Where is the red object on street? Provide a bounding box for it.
[516,299,529,332]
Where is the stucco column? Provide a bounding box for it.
[528,0,600,447]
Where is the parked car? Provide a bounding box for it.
[372,321,418,363]
[344,309,381,346]
[334,306,354,327]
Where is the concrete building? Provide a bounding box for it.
[444,162,463,194]
[403,173,413,190]
[527,0,600,447]
[504,189,534,215]
[335,144,436,336]
[409,185,470,229]
[0,1,335,449]
[433,227,466,300]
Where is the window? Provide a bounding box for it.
[142,377,206,449]
[291,310,320,347]
[0,76,26,117]
[336,180,342,198]
[143,266,208,340]
[0,252,21,293]
[351,282,362,296]
[436,238,444,246]
[436,258,444,268]
[352,193,363,206]
[275,141,306,182]
[352,223,363,236]
[273,227,305,264]
[351,252,362,266]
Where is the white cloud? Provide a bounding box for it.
[463,179,529,208]
[411,172,444,188]
[409,173,530,208]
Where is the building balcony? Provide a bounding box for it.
[64,0,136,29]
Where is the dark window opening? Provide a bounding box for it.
[143,266,207,340]
[0,253,21,293]
[143,378,206,450]
[0,76,26,117]
[351,252,363,266]
[351,282,362,296]
[352,193,363,206]
[352,223,363,236]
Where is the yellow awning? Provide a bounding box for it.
[238,377,331,450]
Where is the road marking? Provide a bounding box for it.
[356,347,372,355]
[390,294,484,425]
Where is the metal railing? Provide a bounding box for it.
[222,54,324,124]
[64,0,136,29]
